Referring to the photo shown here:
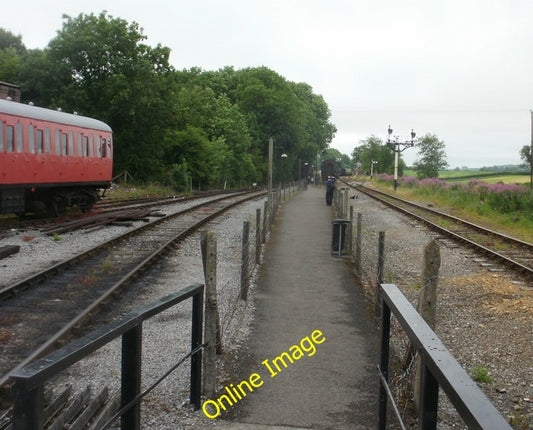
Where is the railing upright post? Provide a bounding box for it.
[121,325,142,430]
[12,379,44,430]
[418,361,439,430]
[190,290,204,409]
[378,296,391,430]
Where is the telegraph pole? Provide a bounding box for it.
[530,110,532,189]
[268,138,273,214]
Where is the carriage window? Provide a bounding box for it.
[89,134,94,157]
[28,125,35,154]
[0,121,3,151]
[96,136,101,157]
[100,136,107,158]
[36,129,44,154]
[77,133,82,156]
[82,135,89,157]
[61,133,68,155]
[6,125,14,152]
[44,128,51,154]
[55,129,60,155]
[68,131,75,155]
[16,123,23,152]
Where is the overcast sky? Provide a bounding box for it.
[2,0,532,168]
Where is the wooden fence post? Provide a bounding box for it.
[201,231,222,399]
[354,213,363,277]
[348,205,354,256]
[415,238,441,410]
[262,200,268,244]
[377,231,386,284]
[241,221,250,300]
[375,231,386,317]
[343,189,349,219]
[255,208,261,264]
[418,239,440,328]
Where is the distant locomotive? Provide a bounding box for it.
[0,98,113,215]
[321,159,341,180]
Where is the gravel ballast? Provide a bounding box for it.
[0,187,531,429]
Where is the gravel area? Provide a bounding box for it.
[353,189,532,429]
[1,186,531,429]
[0,193,265,428]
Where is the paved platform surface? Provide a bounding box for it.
[218,186,379,429]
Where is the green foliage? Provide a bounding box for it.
[0,14,336,190]
[351,136,401,175]
[0,29,26,83]
[168,162,191,193]
[0,29,26,53]
[471,364,492,383]
[0,47,21,83]
[322,148,350,169]
[413,133,448,179]
[520,145,531,167]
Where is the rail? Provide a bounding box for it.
[378,283,512,430]
[9,283,204,430]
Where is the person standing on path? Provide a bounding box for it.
[325,176,336,206]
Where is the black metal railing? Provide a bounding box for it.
[10,283,204,430]
[378,283,512,430]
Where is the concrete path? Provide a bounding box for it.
[218,186,379,429]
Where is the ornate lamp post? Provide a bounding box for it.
[387,125,416,190]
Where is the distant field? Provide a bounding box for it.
[441,172,531,185]
[469,175,531,184]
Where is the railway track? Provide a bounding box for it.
[0,189,266,391]
[0,191,222,236]
[347,181,533,279]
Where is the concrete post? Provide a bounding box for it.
[241,221,250,300]
[201,231,221,398]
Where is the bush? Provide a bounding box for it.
[169,162,191,193]
[471,364,492,383]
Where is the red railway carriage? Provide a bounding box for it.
[0,98,113,215]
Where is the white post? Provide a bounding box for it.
[394,144,399,190]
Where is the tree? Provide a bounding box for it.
[233,67,336,184]
[42,12,174,180]
[351,136,398,175]
[2,18,336,190]
[520,145,531,167]
[412,133,448,179]
[0,29,26,53]
[0,29,26,83]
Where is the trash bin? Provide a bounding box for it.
[331,219,351,256]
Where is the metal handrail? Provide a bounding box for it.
[10,283,204,430]
[378,283,512,430]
